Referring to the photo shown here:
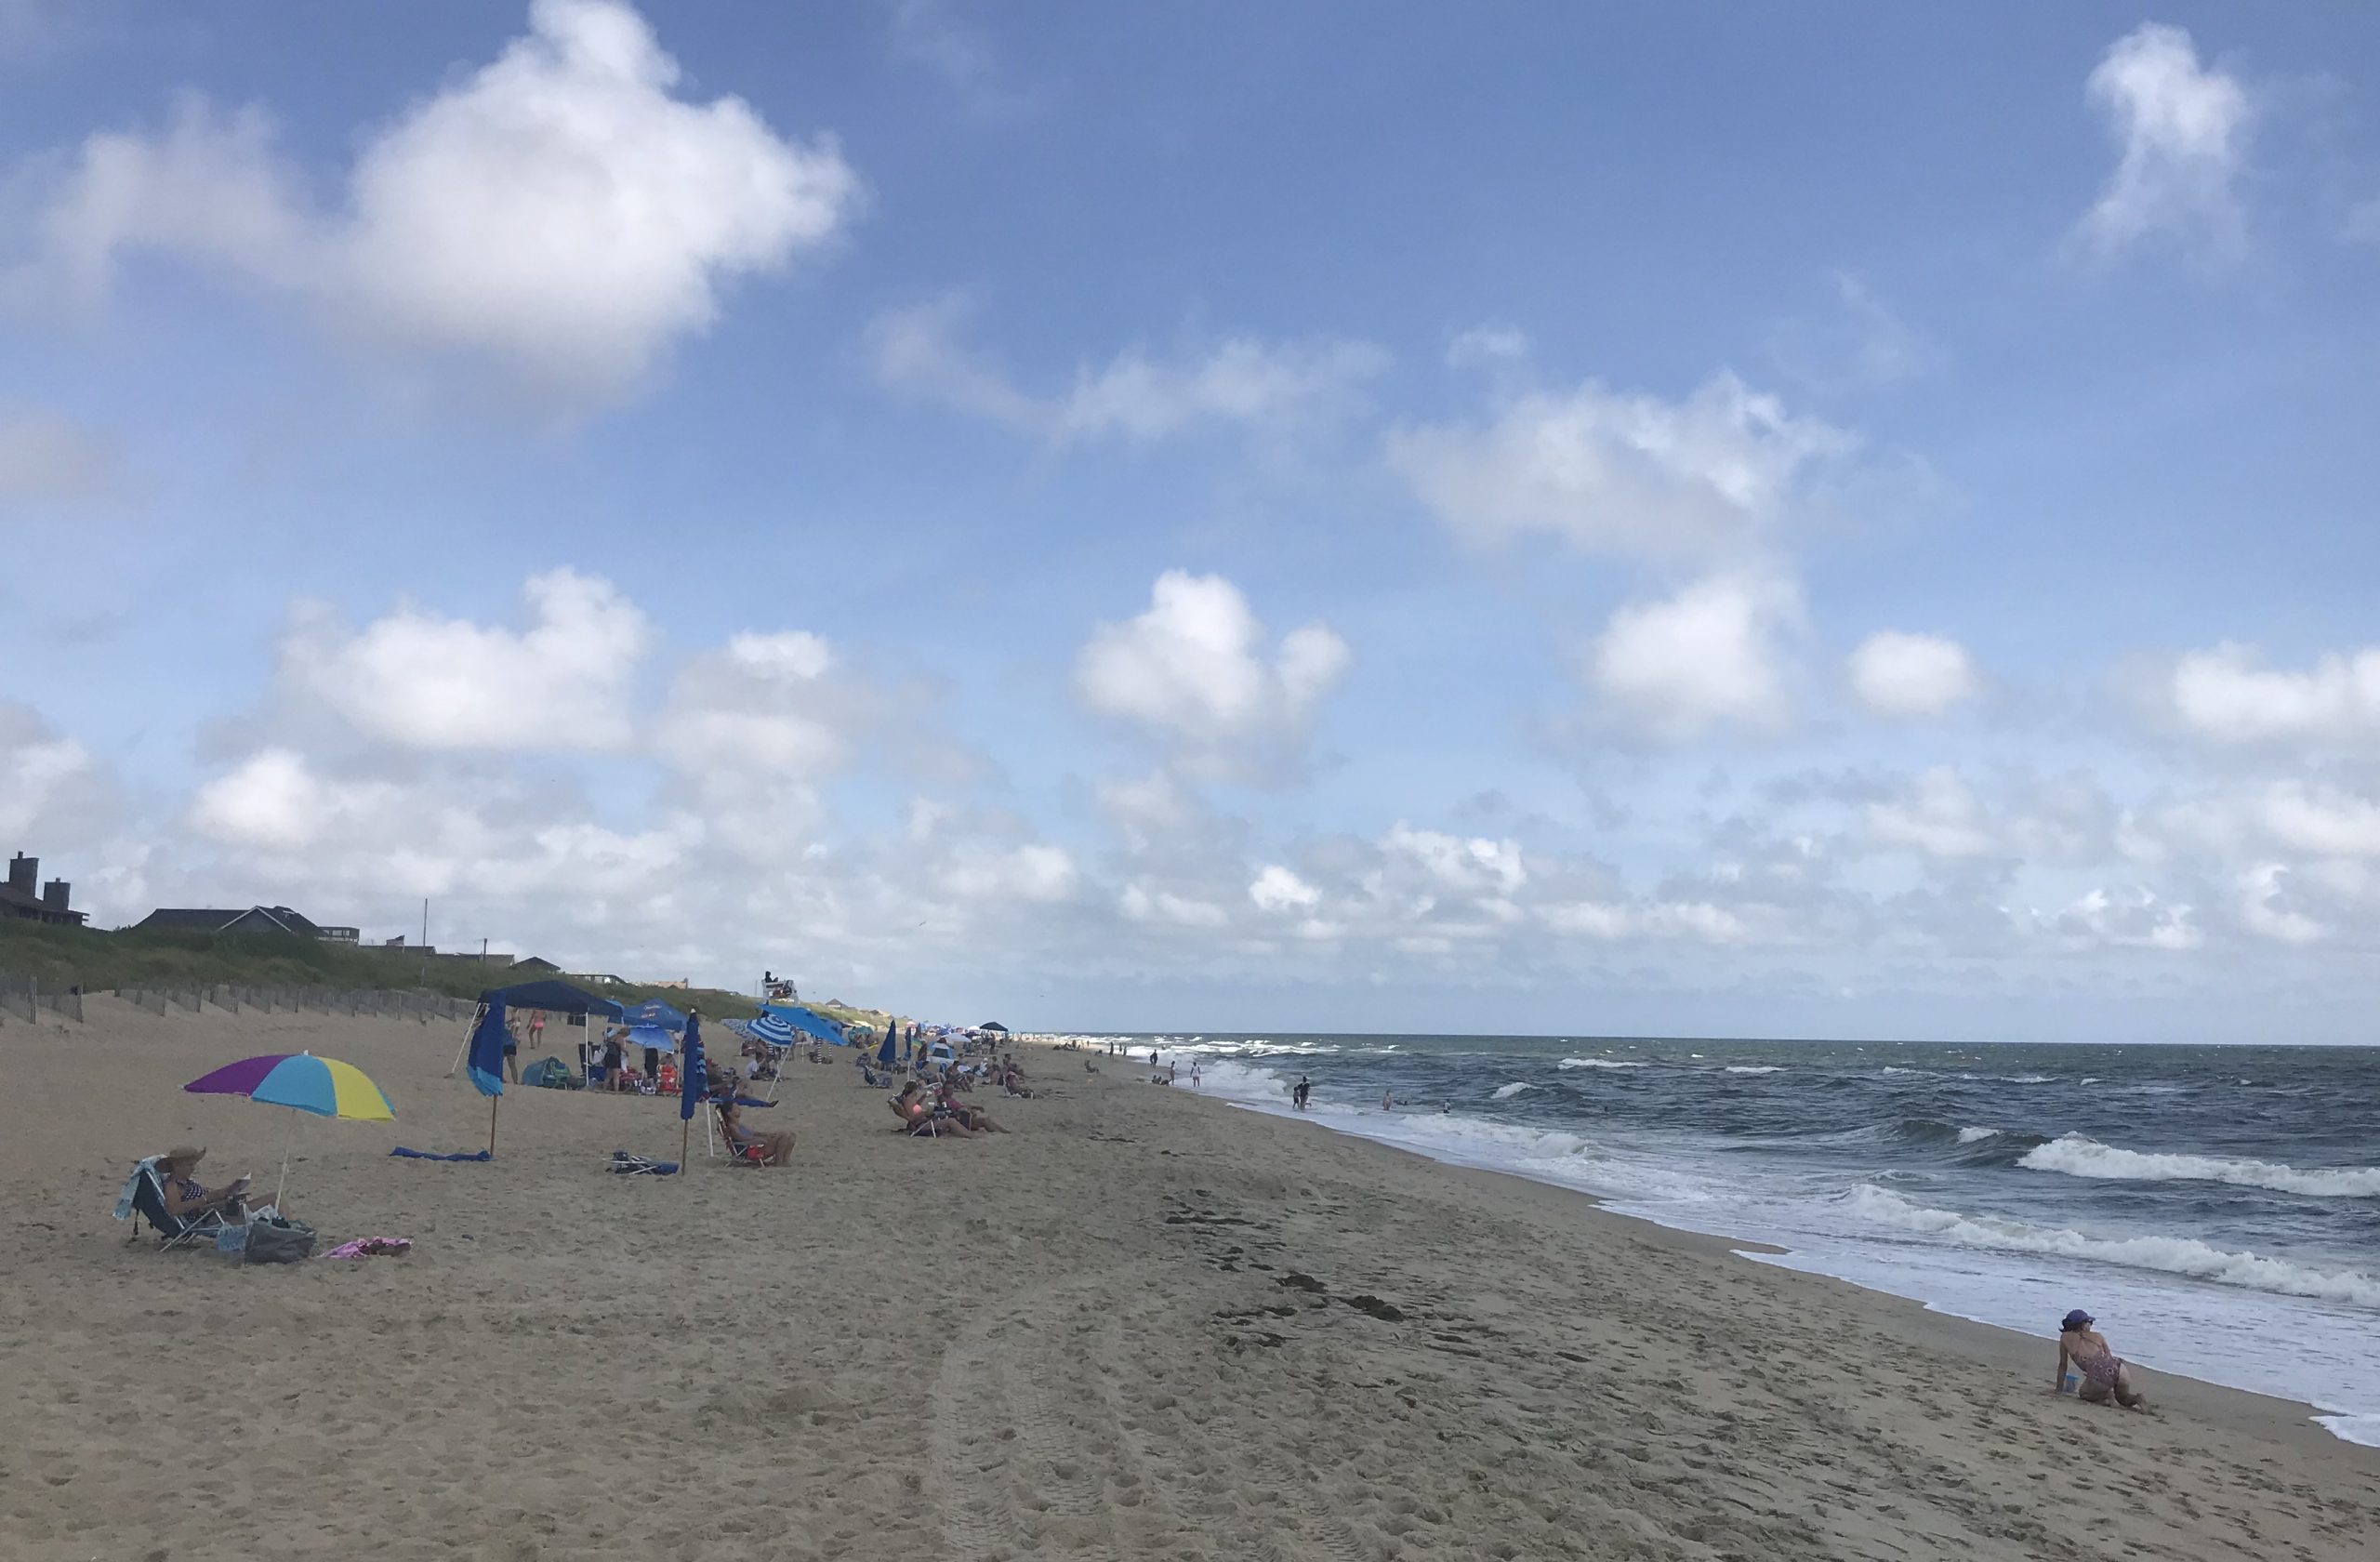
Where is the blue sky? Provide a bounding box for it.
[4,1,2378,1041]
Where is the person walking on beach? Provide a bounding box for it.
[1189,1060,1201,1090]
[528,1009,546,1050]
[2055,1310,2150,1410]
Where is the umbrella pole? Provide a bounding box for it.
[275,1107,294,1208]
[681,1116,690,1174]
[488,1092,499,1157]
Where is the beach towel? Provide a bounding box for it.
[390,1147,494,1162]
[324,1237,413,1259]
[113,1156,162,1220]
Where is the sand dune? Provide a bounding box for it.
[1,999,2372,1560]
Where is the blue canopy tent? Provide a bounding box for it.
[478,979,628,1021]
[630,998,688,1032]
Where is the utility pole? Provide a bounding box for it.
[418,899,430,985]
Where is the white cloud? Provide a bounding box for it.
[2048,886,2202,951]
[1586,574,1798,741]
[943,843,1078,904]
[1120,881,1229,929]
[1386,372,1852,563]
[0,405,113,509]
[2164,642,2380,745]
[1077,571,1350,772]
[2078,22,2249,263]
[1868,766,1998,859]
[2240,863,2324,944]
[2257,782,2380,859]
[657,629,842,774]
[1249,865,1321,914]
[1847,630,1980,720]
[1381,822,1527,897]
[1446,324,1530,368]
[16,0,858,407]
[1541,898,1758,945]
[286,568,653,750]
[0,701,106,841]
[868,297,1388,443]
[190,748,364,852]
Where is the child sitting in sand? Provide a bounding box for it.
[2056,1309,2150,1410]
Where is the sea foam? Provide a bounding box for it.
[1557,1057,1646,1070]
[2018,1134,2380,1198]
[1491,1081,1533,1100]
[1843,1185,2380,1306]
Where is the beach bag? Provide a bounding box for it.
[245,1216,317,1264]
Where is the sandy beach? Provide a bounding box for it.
[2,1000,2373,1562]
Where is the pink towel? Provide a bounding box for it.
[324,1237,413,1259]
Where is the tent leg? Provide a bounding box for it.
[444,1005,484,1079]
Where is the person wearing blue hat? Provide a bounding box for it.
[2056,1309,2150,1410]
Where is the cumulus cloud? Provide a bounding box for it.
[1386,372,1853,563]
[868,297,1388,443]
[1249,864,1321,914]
[1847,630,1980,719]
[0,701,110,841]
[2078,22,2250,263]
[1076,571,1350,774]
[657,630,842,774]
[14,0,857,407]
[1120,880,1229,929]
[2239,863,2324,944]
[1868,766,1998,859]
[2255,782,2380,859]
[1584,574,1799,741]
[2162,641,2380,745]
[2046,886,2202,951]
[0,405,114,510]
[1540,897,1760,945]
[284,568,653,751]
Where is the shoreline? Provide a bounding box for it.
[1174,1079,2361,1456]
[1110,1036,2380,1450]
[5,1005,2373,1560]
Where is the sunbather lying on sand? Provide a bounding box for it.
[936,1085,1007,1132]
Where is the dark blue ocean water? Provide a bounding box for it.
[1078,1032,2380,1445]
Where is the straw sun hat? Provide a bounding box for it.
[163,1145,205,1171]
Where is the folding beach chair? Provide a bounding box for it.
[704,1100,771,1165]
[114,1158,231,1251]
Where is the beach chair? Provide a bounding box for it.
[114,1158,231,1251]
[704,1099,772,1165]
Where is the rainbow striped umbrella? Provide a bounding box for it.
[186,1052,395,1203]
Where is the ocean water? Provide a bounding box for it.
[1069,1033,2380,1448]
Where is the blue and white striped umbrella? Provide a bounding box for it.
[747,1013,799,1047]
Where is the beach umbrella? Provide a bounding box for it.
[626,1022,681,1054]
[678,1013,706,1171]
[877,1020,897,1067]
[747,1013,798,1048]
[185,1051,395,1204]
[979,1021,1009,1034]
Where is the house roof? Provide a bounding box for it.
[0,880,85,920]
[135,906,325,936]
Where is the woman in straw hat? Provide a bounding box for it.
[156,1145,272,1224]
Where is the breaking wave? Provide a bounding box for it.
[2018,1135,2380,1198]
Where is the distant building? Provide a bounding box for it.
[317,925,360,944]
[2,853,86,928]
[570,972,628,987]
[510,956,561,974]
[131,905,335,938]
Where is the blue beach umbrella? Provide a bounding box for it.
[876,1020,898,1067]
[747,1013,798,1048]
[626,1022,681,1054]
[679,1013,706,1124]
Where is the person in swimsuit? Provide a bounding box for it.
[2056,1309,2149,1410]
[156,1145,276,1222]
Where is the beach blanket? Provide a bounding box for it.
[390,1147,494,1162]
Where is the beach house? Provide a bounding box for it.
[1,853,86,927]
